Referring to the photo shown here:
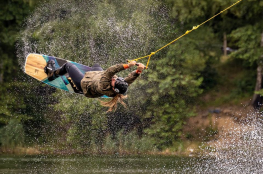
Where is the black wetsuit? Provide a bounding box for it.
[57,62,103,92]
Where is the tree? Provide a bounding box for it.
[136,0,230,148]
[139,28,217,148]
[0,0,35,83]
[227,0,263,108]
[0,119,25,148]
[0,0,33,144]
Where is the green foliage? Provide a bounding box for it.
[227,0,263,64]
[0,0,34,82]
[199,57,219,90]
[104,130,157,154]
[139,25,220,149]
[0,80,58,145]
[0,82,32,125]
[231,72,256,97]
[230,25,262,63]
[0,119,25,148]
[52,91,107,151]
[1,0,263,153]
[141,46,204,148]
[19,0,164,67]
[0,0,51,149]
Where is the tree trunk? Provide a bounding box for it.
[0,62,3,83]
[251,33,263,109]
[223,32,227,56]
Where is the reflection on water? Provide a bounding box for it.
[0,155,198,174]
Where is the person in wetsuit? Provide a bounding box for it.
[44,60,145,111]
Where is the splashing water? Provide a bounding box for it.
[16,0,169,70]
[187,111,263,174]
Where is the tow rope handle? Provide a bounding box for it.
[127,60,149,69]
[127,52,155,69]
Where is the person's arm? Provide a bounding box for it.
[103,61,137,79]
[125,63,145,85]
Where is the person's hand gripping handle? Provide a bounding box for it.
[126,60,145,74]
[128,60,136,68]
[136,63,145,71]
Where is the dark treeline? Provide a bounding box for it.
[0,0,263,154]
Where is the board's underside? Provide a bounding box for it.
[25,53,90,93]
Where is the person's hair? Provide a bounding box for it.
[100,94,127,112]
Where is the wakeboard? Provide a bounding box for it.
[24,53,108,97]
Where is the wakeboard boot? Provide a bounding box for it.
[44,60,60,81]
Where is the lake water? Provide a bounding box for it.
[0,155,199,174]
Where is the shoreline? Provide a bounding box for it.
[0,144,202,157]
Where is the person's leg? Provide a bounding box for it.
[91,63,103,71]
[57,62,84,91]
[45,61,84,91]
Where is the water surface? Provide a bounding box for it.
[0,155,198,174]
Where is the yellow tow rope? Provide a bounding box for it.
[127,0,243,69]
